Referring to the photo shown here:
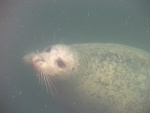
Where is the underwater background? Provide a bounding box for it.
[0,0,150,113]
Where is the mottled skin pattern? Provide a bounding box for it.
[24,43,150,113]
[54,43,150,113]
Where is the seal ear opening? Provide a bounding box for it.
[44,46,51,52]
[56,57,66,68]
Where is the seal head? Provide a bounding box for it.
[24,45,78,80]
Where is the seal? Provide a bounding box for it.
[23,43,150,113]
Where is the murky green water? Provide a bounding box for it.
[0,0,150,113]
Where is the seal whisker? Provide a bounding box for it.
[49,73,57,85]
[43,75,49,93]
[46,74,58,96]
[38,72,43,89]
[40,71,44,88]
[45,75,54,95]
[44,74,55,97]
[37,73,43,88]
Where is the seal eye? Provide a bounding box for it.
[44,47,51,52]
[56,57,66,68]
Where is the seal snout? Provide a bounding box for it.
[32,56,44,63]
[31,55,45,69]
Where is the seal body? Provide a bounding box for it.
[24,43,150,113]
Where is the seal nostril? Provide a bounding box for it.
[35,59,43,63]
[33,57,44,63]
[36,59,44,62]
